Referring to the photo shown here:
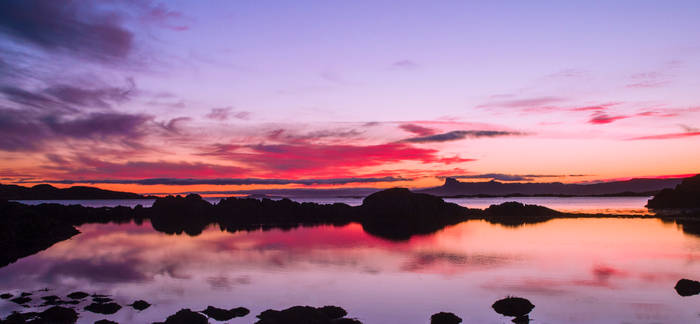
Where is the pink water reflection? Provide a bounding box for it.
[0,218,698,323]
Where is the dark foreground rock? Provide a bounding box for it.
[1,306,78,324]
[647,174,700,209]
[129,300,151,311]
[255,305,362,324]
[431,312,462,324]
[201,306,249,321]
[674,278,700,296]
[84,302,121,315]
[67,292,89,300]
[492,297,535,321]
[154,309,208,324]
[0,293,12,299]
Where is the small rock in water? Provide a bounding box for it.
[492,297,535,318]
[10,296,31,304]
[431,312,462,324]
[255,305,362,324]
[40,306,79,324]
[67,291,89,299]
[201,306,249,320]
[85,302,122,315]
[1,293,13,299]
[19,292,32,297]
[94,320,119,324]
[92,296,113,304]
[159,308,208,324]
[674,278,700,296]
[129,300,151,311]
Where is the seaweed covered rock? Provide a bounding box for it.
[430,312,462,324]
[129,300,151,311]
[359,188,471,240]
[647,175,700,210]
[201,306,249,321]
[84,302,122,315]
[155,308,208,324]
[492,297,535,319]
[674,278,700,296]
[255,305,361,324]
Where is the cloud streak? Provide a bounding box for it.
[25,176,411,186]
[403,130,524,143]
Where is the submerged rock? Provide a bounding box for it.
[156,308,208,324]
[92,296,112,304]
[674,278,700,296]
[67,291,89,299]
[84,302,122,315]
[94,320,119,324]
[0,293,12,299]
[39,306,79,324]
[430,312,462,324]
[9,296,31,304]
[201,306,249,320]
[255,305,361,324]
[492,297,535,318]
[129,300,151,311]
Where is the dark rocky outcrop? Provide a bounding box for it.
[492,297,535,322]
[1,306,78,324]
[255,305,361,324]
[484,201,562,227]
[647,174,700,210]
[129,300,151,311]
[200,306,249,321]
[67,292,89,300]
[430,312,462,324]
[154,309,208,324]
[674,278,700,296]
[84,302,121,315]
[359,188,474,240]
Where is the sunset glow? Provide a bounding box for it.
[1,1,699,193]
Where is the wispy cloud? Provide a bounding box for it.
[26,176,410,186]
[445,173,587,182]
[403,130,524,143]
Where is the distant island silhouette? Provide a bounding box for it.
[418,176,687,197]
[0,183,155,200]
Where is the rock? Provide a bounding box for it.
[359,188,471,240]
[318,306,347,319]
[94,320,119,324]
[84,302,122,315]
[39,306,79,324]
[1,293,13,299]
[647,175,700,209]
[129,300,151,311]
[492,297,535,317]
[255,305,361,324]
[9,296,31,304]
[160,308,208,324]
[431,312,462,324]
[512,314,530,323]
[67,291,89,299]
[92,296,112,304]
[19,292,31,297]
[201,306,249,320]
[674,278,700,296]
[484,202,561,227]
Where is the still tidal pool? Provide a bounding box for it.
[1,215,698,323]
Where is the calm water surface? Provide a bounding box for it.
[1,215,699,323]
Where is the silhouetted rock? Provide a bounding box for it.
[94,320,119,324]
[647,174,700,209]
[9,296,30,304]
[84,302,122,314]
[255,305,361,324]
[492,297,535,318]
[430,312,462,324]
[0,183,152,200]
[92,296,112,304]
[157,308,208,324]
[0,293,12,299]
[359,188,473,240]
[39,306,79,324]
[201,306,250,320]
[149,194,214,236]
[674,278,700,296]
[484,201,562,226]
[67,291,89,299]
[129,300,151,311]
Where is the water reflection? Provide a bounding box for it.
[0,218,699,323]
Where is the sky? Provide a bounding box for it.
[0,0,699,193]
